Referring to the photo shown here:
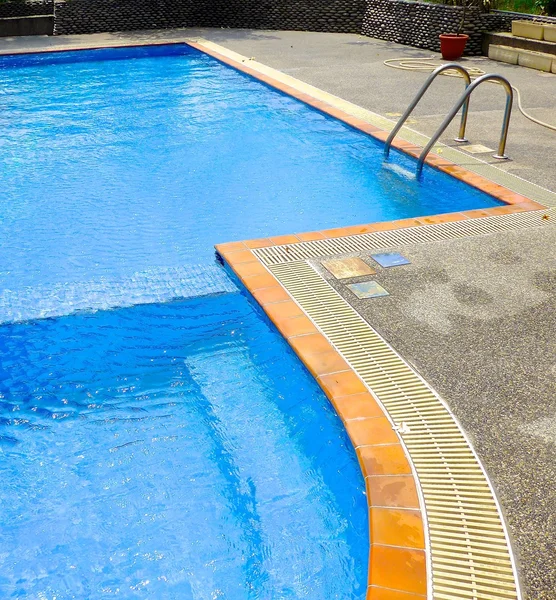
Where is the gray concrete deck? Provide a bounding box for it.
[316,220,556,600]
[2,28,554,192]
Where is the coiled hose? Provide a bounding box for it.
[383,57,556,132]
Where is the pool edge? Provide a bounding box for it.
[185,39,547,218]
[217,244,431,599]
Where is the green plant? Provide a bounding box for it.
[444,0,492,10]
[535,0,556,14]
[457,0,471,34]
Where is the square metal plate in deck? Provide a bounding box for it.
[462,144,495,154]
[322,257,376,279]
[347,281,390,299]
[370,252,410,268]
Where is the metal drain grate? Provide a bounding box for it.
[269,260,521,600]
[254,208,554,265]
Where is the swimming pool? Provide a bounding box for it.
[0,43,504,599]
[0,44,501,323]
[0,293,368,598]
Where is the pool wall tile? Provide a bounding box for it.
[269,234,302,245]
[223,249,258,265]
[243,238,275,249]
[415,212,468,225]
[317,371,368,398]
[345,417,400,447]
[367,476,421,510]
[229,260,268,280]
[214,241,247,254]
[217,239,430,598]
[357,445,413,477]
[263,300,305,323]
[369,546,427,595]
[366,585,427,600]
[252,285,292,304]
[295,231,327,242]
[275,315,319,338]
[298,350,351,378]
[207,38,549,597]
[240,273,278,290]
[331,392,384,420]
[370,508,426,549]
[287,332,336,356]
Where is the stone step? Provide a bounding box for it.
[488,44,556,73]
[512,20,556,42]
[483,31,556,56]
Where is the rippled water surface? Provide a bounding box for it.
[0,44,500,322]
[0,45,501,598]
[0,294,368,599]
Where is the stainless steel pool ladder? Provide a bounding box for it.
[383,64,514,176]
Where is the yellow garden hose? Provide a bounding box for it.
[383,56,556,132]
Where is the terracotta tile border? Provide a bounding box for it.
[212,199,545,254]
[216,244,428,598]
[11,39,538,596]
[186,38,547,243]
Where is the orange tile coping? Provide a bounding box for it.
[197,37,552,597]
[217,245,428,597]
[216,202,545,253]
[188,39,547,245]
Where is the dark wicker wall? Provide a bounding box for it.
[362,0,556,56]
[54,0,366,36]
[0,0,53,18]
[4,0,556,56]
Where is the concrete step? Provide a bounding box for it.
[512,20,556,42]
[488,44,556,73]
[483,31,556,56]
[0,15,54,37]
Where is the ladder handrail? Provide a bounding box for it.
[384,63,472,159]
[416,74,513,176]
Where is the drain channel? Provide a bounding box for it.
[254,208,553,265]
[269,260,521,600]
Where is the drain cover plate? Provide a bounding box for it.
[462,144,495,154]
[347,281,390,298]
[322,257,376,279]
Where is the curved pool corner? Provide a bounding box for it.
[217,240,430,599]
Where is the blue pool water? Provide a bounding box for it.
[0,294,368,598]
[0,44,501,598]
[0,44,500,322]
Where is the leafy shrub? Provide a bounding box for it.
[537,0,556,15]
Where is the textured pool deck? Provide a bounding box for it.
[3,28,556,600]
[315,222,556,600]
